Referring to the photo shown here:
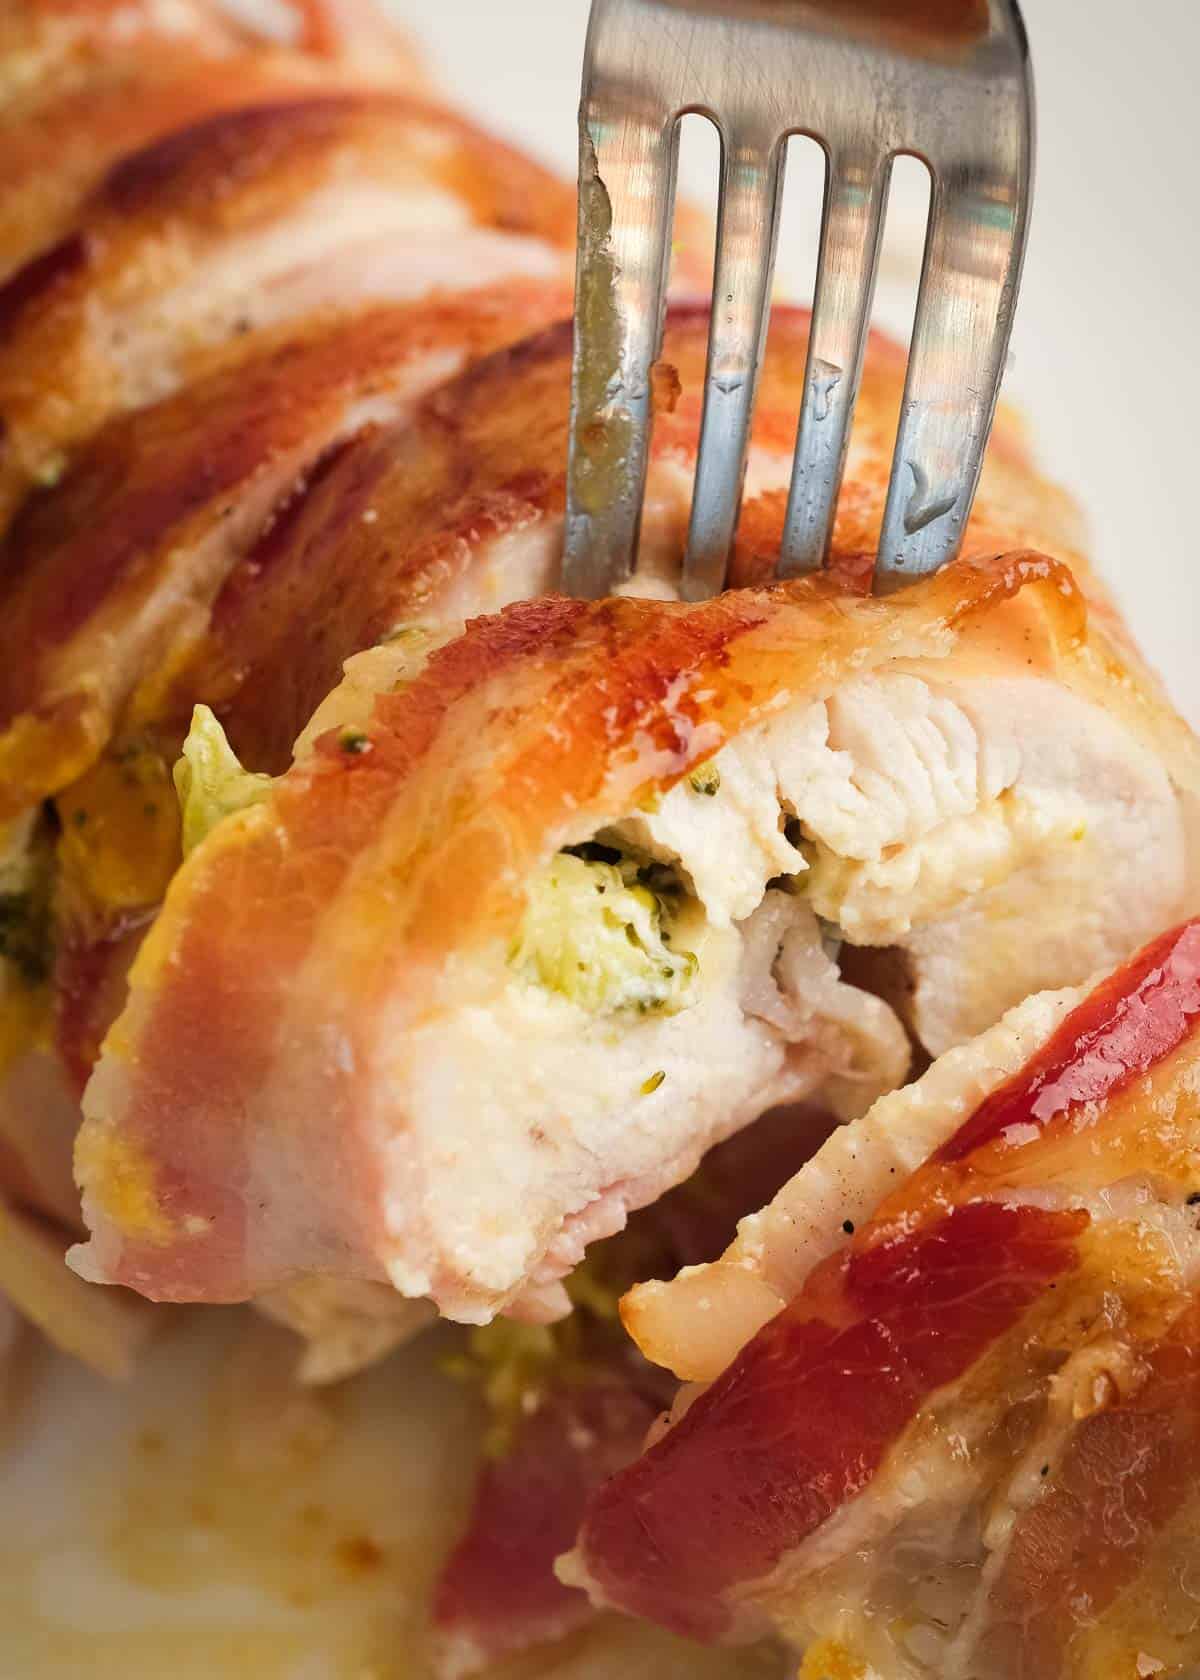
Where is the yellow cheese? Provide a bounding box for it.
[56,743,181,916]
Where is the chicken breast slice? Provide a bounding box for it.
[623,664,1187,1055]
[68,557,1200,1330]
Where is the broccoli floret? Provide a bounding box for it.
[687,761,721,797]
[510,849,696,1015]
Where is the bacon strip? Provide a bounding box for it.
[936,920,1200,1165]
[0,55,362,285]
[0,89,573,530]
[575,1200,1085,1642]
[180,302,1088,773]
[980,1302,1200,1678]
[70,554,1095,1309]
[431,1106,835,1676]
[867,918,1200,1234]
[0,0,241,115]
[571,921,1200,1662]
[433,1380,663,1677]
[0,3,426,282]
[0,281,567,816]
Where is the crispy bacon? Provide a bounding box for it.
[864,919,1200,1235]
[0,7,423,278]
[935,919,1200,1162]
[0,88,573,531]
[0,0,241,112]
[434,1377,664,1676]
[578,1199,1086,1642]
[570,920,1200,1672]
[1,55,357,285]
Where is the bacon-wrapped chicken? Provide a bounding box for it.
[70,553,1199,1333]
[0,0,577,1377]
[570,920,1200,1680]
[1,6,1199,1677]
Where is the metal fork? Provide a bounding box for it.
[563,0,1033,599]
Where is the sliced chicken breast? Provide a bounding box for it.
[69,554,1199,1335]
[568,920,1200,1680]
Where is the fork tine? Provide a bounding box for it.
[562,83,680,599]
[680,127,786,602]
[777,153,890,577]
[873,151,1032,594]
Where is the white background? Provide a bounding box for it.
[389,0,1200,717]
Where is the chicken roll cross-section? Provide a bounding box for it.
[570,920,1200,1680]
[70,553,1199,1330]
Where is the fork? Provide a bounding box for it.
[562,0,1034,600]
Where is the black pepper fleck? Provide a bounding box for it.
[842,1219,855,1235]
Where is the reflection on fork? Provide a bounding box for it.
[563,0,1034,600]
